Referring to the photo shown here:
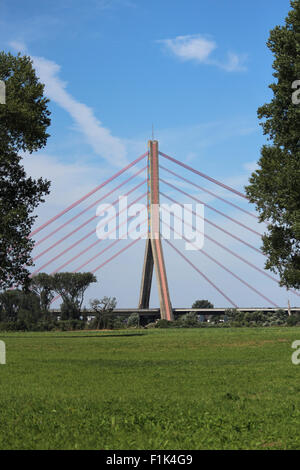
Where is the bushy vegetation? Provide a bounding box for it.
[225,308,292,327]
[0,289,299,331]
[0,272,99,331]
[153,309,300,329]
[127,312,140,328]
[89,296,117,329]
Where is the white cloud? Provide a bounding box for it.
[158,34,247,72]
[32,55,128,167]
[9,42,128,168]
[159,35,216,63]
[220,52,247,72]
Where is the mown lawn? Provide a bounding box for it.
[0,327,300,450]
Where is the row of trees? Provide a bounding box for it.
[1,289,299,331]
[0,292,213,331]
[0,273,97,327]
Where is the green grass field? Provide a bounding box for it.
[0,327,300,450]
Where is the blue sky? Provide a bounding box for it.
[1,0,298,308]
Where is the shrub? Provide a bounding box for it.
[58,320,85,331]
[155,319,172,328]
[112,317,125,329]
[145,322,157,329]
[127,313,140,328]
[177,312,199,328]
[287,314,300,326]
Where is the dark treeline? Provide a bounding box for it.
[1,279,300,331]
[0,272,99,331]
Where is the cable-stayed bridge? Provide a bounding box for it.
[28,140,300,319]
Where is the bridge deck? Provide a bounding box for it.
[51,307,300,317]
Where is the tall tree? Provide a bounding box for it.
[0,52,51,289]
[245,1,300,290]
[30,273,56,320]
[52,272,97,319]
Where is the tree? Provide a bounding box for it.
[52,272,97,319]
[90,296,117,329]
[0,289,41,325]
[179,311,199,327]
[245,1,300,290]
[0,52,51,289]
[30,273,55,320]
[192,299,214,323]
[0,290,21,322]
[127,312,140,328]
[192,299,214,309]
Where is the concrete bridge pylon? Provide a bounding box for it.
[138,140,174,321]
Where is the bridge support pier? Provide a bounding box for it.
[138,140,174,321]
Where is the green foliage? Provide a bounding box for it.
[58,319,86,331]
[144,322,157,329]
[127,312,140,328]
[0,52,51,289]
[142,309,297,329]
[245,1,300,289]
[0,271,98,329]
[155,319,172,328]
[0,319,55,332]
[0,150,50,289]
[0,289,41,325]
[192,299,214,309]
[90,296,117,329]
[0,52,51,153]
[225,308,239,317]
[111,317,125,330]
[177,311,199,328]
[30,273,56,319]
[52,272,97,319]
[0,290,20,322]
[0,319,87,332]
[225,309,289,327]
[60,298,81,321]
[286,312,300,326]
[88,314,123,330]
